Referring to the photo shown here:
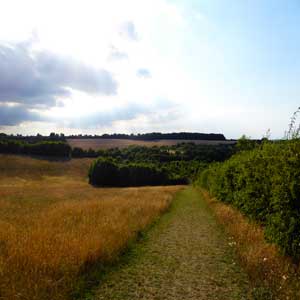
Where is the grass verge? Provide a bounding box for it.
[199,188,300,300]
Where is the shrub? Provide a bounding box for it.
[88,157,184,187]
[25,141,71,157]
[197,140,300,260]
[88,157,119,186]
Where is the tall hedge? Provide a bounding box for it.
[89,157,186,187]
[197,140,300,260]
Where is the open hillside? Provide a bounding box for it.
[67,138,235,150]
[0,155,183,300]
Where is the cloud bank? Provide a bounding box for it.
[0,42,118,107]
[0,104,42,126]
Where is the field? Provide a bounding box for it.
[0,155,182,300]
[67,138,235,150]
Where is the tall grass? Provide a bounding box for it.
[0,155,182,300]
[0,154,93,179]
[285,107,300,140]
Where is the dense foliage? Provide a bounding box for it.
[86,143,236,185]
[197,140,300,260]
[0,135,235,179]
[0,140,71,157]
[72,143,235,162]
[89,157,186,186]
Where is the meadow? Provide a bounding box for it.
[0,155,182,300]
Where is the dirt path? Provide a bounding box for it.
[92,187,250,300]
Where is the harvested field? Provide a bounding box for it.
[67,139,235,150]
[67,138,235,150]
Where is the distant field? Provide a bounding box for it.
[67,138,235,150]
[0,155,183,300]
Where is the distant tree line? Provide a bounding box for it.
[1,132,227,142]
[0,140,71,157]
[68,132,226,141]
[0,132,66,142]
[72,143,236,162]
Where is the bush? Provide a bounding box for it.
[196,140,300,260]
[25,141,71,157]
[89,157,119,186]
[88,157,185,187]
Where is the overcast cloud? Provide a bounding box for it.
[0,104,42,126]
[0,42,118,107]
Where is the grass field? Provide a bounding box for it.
[0,155,183,300]
[67,138,235,150]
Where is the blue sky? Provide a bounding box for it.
[0,0,299,138]
[179,0,300,137]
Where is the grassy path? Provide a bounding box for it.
[92,187,250,300]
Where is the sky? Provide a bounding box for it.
[0,0,299,139]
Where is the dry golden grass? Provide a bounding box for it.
[67,138,234,150]
[0,155,183,300]
[0,154,93,179]
[200,189,300,299]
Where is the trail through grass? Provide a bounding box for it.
[92,187,250,300]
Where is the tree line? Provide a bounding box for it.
[0,132,226,141]
[0,140,71,157]
[72,142,236,162]
[0,132,66,142]
[88,132,226,141]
